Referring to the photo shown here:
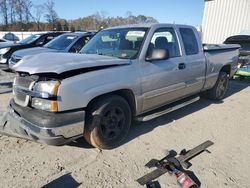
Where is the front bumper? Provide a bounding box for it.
[0,100,85,145]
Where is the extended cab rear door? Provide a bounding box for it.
[177,26,206,95]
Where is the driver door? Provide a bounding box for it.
[140,27,188,112]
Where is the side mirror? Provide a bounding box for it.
[146,49,169,62]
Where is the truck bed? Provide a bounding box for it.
[203,44,240,51]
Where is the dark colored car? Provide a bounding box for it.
[3,32,20,42]
[224,35,250,77]
[0,32,65,70]
[9,32,94,69]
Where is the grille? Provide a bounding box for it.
[14,75,35,107]
[15,76,33,88]
[15,92,26,102]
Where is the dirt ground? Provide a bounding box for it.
[0,70,250,188]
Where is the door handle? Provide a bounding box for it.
[178,63,186,70]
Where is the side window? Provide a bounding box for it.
[148,28,181,58]
[70,36,90,53]
[179,28,199,55]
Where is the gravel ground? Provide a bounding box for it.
[0,69,250,188]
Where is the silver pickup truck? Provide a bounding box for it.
[0,23,239,149]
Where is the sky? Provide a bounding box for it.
[32,0,205,26]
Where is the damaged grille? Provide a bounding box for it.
[13,75,36,107]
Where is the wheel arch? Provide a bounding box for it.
[220,64,231,75]
[86,89,137,117]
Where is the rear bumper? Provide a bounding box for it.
[0,100,85,145]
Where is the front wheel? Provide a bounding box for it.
[84,95,131,149]
[204,71,229,100]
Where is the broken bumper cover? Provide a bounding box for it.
[0,100,85,145]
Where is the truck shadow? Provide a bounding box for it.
[68,138,93,149]
[127,98,216,143]
[125,79,249,145]
[227,78,250,97]
[41,173,81,188]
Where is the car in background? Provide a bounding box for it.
[0,38,10,43]
[0,38,14,47]
[9,32,94,69]
[0,32,65,70]
[3,32,20,42]
[224,35,250,78]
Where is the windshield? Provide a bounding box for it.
[20,34,41,44]
[81,28,148,59]
[44,34,78,50]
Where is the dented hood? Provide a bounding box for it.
[13,53,131,75]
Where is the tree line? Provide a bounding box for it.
[0,0,158,31]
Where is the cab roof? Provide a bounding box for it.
[105,23,195,30]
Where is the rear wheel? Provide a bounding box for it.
[205,71,229,100]
[84,95,131,149]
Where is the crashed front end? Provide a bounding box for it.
[0,73,85,145]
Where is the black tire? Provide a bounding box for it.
[205,71,229,100]
[84,95,131,149]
